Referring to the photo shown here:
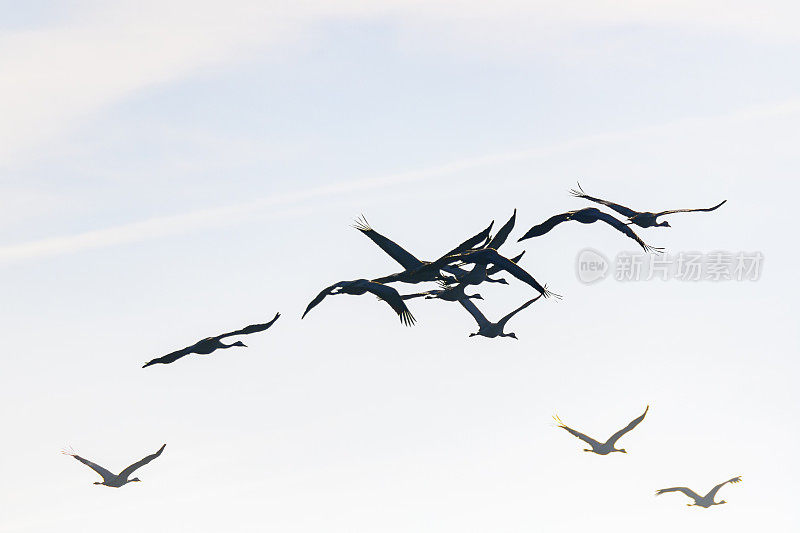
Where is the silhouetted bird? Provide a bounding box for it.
[302,279,416,326]
[142,313,280,368]
[459,295,542,339]
[656,476,742,507]
[427,248,560,298]
[403,281,483,302]
[354,216,494,285]
[518,207,663,253]
[62,444,166,487]
[447,209,521,287]
[554,405,649,454]
[570,182,727,228]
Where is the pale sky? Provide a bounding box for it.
[1,2,798,532]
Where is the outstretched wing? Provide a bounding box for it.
[474,249,560,299]
[553,416,602,448]
[142,347,193,368]
[458,298,491,329]
[517,212,573,241]
[569,182,640,218]
[118,444,166,479]
[302,282,345,319]
[353,215,424,270]
[487,250,523,276]
[593,210,663,253]
[655,486,702,501]
[487,209,516,250]
[705,476,742,500]
[218,312,281,339]
[656,200,727,217]
[63,451,114,482]
[606,405,649,446]
[497,295,542,328]
[440,220,494,258]
[363,281,417,326]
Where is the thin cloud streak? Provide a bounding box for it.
[2,97,799,264]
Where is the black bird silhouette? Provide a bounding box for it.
[403,281,483,302]
[355,216,494,285]
[302,279,416,326]
[448,210,522,287]
[570,183,727,228]
[656,476,742,507]
[142,313,280,368]
[459,295,542,339]
[518,207,663,253]
[62,444,166,487]
[426,248,560,299]
[554,406,649,454]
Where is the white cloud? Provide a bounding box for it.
[1,1,798,167]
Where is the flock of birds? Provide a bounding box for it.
[63,183,737,508]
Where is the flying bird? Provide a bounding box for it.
[302,279,416,326]
[518,207,663,253]
[62,444,166,487]
[656,476,742,507]
[403,281,483,302]
[142,313,280,368]
[570,182,727,228]
[427,248,560,298]
[459,295,541,339]
[354,216,494,285]
[553,405,649,454]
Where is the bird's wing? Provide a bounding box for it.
[497,295,542,327]
[486,250,524,276]
[517,212,573,241]
[552,416,602,448]
[606,405,649,446]
[705,476,742,500]
[440,220,494,258]
[458,298,491,329]
[487,209,516,249]
[218,312,281,339]
[655,486,702,500]
[569,182,640,218]
[142,347,193,368]
[363,281,417,326]
[63,451,115,482]
[353,215,424,270]
[655,200,727,217]
[118,444,166,479]
[478,249,561,299]
[593,210,663,253]
[301,282,344,319]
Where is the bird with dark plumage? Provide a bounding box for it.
[570,182,727,228]
[425,248,560,299]
[403,280,483,302]
[62,444,166,487]
[458,295,541,339]
[354,215,495,285]
[302,279,416,326]
[656,476,742,507]
[142,313,280,368]
[518,207,663,253]
[554,406,649,454]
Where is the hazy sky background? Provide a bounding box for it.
[1,2,798,531]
